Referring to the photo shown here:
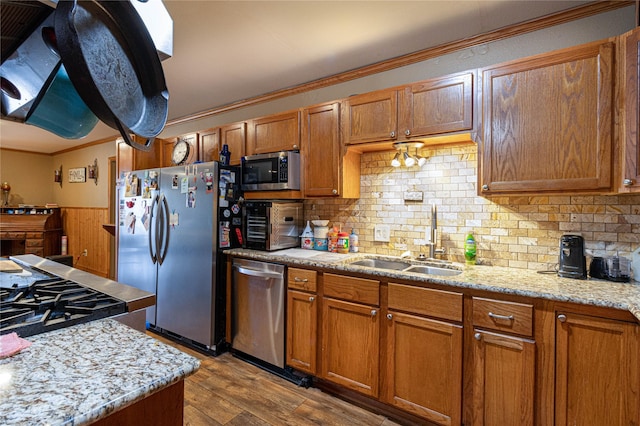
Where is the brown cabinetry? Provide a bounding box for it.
[480,39,614,195]
[554,311,640,426]
[199,128,220,163]
[163,133,198,167]
[286,268,318,375]
[621,27,640,192]
[384,283,463,425]
[343,71,475,147]
[321,273,380,397]
[302,102,360,198]
[246,110,300,155]
[0,208,62,258]
[220,122,246,165]
[470,297,535,425]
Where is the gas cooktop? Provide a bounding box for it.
[0,265,126,338]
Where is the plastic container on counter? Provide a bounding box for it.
[337,232,349,254]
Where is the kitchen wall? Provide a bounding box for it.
[305,144,640,271]
[0,149,53,206]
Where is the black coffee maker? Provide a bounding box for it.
[558,235,587,279]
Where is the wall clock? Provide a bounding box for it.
[172,139,191,165]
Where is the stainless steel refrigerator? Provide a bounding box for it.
[117,162,243,353]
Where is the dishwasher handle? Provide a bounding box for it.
[235,265,284,280]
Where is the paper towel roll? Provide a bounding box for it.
[631,246,640,283]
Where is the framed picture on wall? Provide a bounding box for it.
[68,167,86,183]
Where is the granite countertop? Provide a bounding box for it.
[226,248,640,322]
[0,319,200,426]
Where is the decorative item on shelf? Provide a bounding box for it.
[87,158,98,185]
[1,182,10,207]
[68,167,86,183]
[54,165,63,187]
[390,141,427,168]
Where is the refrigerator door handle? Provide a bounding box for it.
[148,194,159,264]
[157,194,171,265]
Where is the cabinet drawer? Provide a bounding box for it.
[1,232,26,239]
[472,297,533,337]
[324,273,379,306]
[288,268,317,292]
[25,232,43,239]
[25,239,43,248]
[388,283,462,322]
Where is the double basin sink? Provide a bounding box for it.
[347,257,462,277]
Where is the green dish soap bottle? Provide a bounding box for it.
[464,233,476,265]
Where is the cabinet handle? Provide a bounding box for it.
[623,178,634,186]
[404,129,411,136]
[386,313,393,320]
[309,296,315,302]
[390,131,396,138]
[488,312,514,321]
[294,277,308,282]
[557,314,567,323]
[482,184,489,191]
[474,333,482,341]
[371,309,377,317]
[332,189,338,195]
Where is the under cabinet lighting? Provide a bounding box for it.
[391,152,401,167]
[390,141,425,168]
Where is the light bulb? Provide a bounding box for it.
[391,152,401,167]
[417,155,427,167]
[403,151,415,167]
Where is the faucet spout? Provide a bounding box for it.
[427,203,445,259]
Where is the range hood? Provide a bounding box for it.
[0,0,173,150]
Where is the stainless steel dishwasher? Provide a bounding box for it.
[231,258,285,368]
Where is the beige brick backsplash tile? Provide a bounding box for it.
[509,260,529,269]
[592,232,619,242]
[624,213,640,224]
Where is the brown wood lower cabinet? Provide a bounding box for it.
[286,289,317,375]
[555,311,640,426]
[472,330,535,425]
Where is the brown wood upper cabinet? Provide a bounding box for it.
[162,133,198,167]
[343,71,475,146]
[117,136,166,174]
[302,101,360,198]
[220,121,246,165]
[246,110,300,155]
[621,27,640,192]
[480,39,615,195]
[198,128,220,163]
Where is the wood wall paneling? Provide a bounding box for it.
[61,207,110,277]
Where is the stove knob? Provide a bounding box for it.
[64,312,72,320]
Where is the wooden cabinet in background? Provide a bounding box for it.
[343,88,398,145]
[480,39,614,195]
[246,110,300,155]
[0,208,62,258]
[220,122,246,165]
[116,138,134,176]
[470,297,535,426]
[117,136,168,173]
[302,102,360,198]
[384,283,463,425]
[199,128,220,163]
[621,27,640,192]
[554,311,640,426]
[321,273,380,398]
[286,268,318,375]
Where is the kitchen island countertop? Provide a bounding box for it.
[0,319,200,426]
[225,248,640,322]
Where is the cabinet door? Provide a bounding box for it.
[555,312,640,426]
[321,297,379,397]
[286,289,317,374]
[622,28,640,192]
[220,122,246,165]
[199,128,220,163]
[302,102,341,197]
[133,136,164,170]
[247,110,300,155]
[343,89,398,144]
[481,40,614,195]
[116,139,134,176]
[400,71,474,138]
[472,330,535,426]
[385,311,462,425]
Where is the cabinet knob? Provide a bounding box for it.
[474,333,482,341]
[404,129,411,136]
[390,131,396,139]
[294,277,308,282]
[371,309,377,317]
[557,314,567,323]
[623,178,634,186]
[482,184,489,191]
[293,144,299,150]
[332,189,338,195]
[309,296,315,302]
[386,313,393,320]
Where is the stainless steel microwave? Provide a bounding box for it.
[241,151,301,191]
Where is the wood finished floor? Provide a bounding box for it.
[149,333,401,426]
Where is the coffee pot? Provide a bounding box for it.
[558,235,587,279]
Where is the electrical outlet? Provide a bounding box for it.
[403,191,423,201]
[374,224,390,242]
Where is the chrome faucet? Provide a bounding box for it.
[426,203,446,259]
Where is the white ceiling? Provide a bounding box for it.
[0,0,594,154]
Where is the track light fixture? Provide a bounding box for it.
[390,141,426,168]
